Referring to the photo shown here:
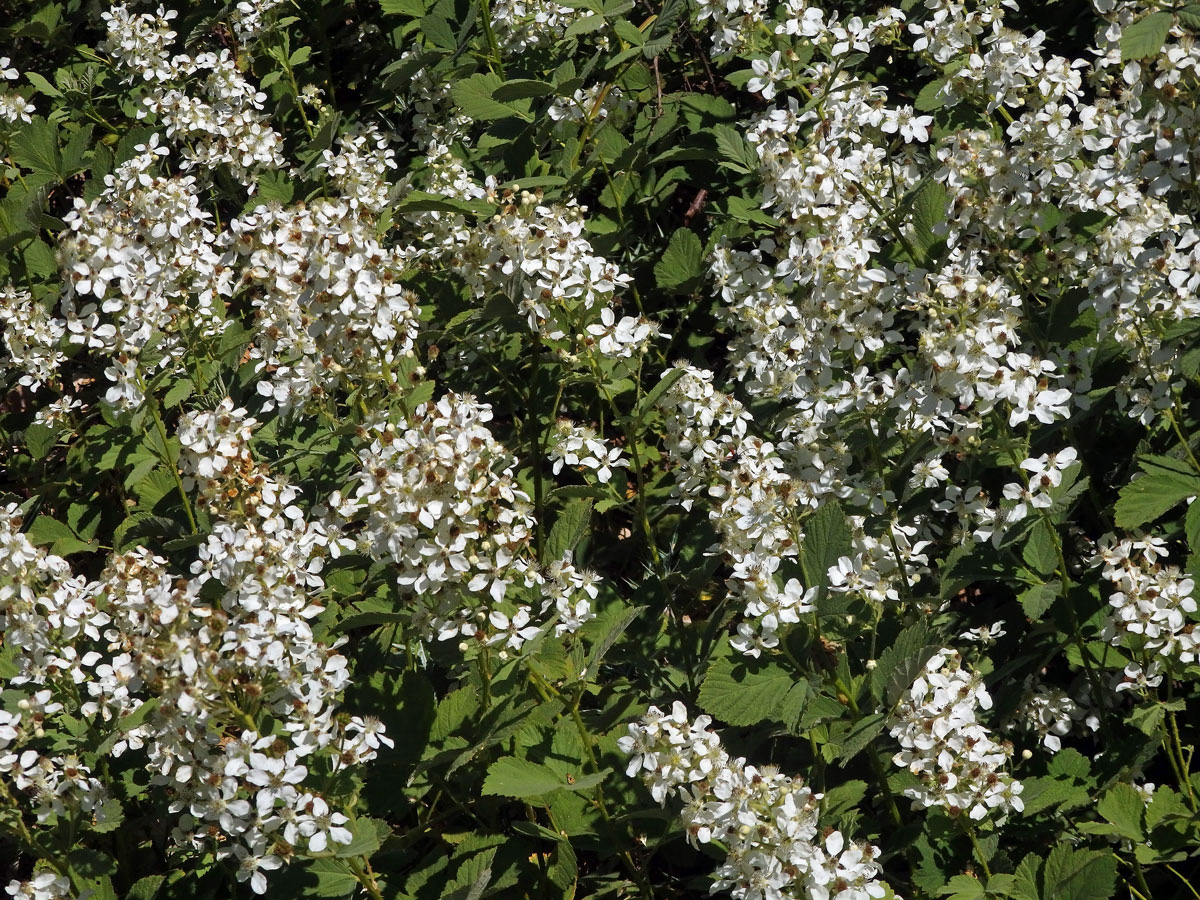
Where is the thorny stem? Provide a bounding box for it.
[964,824,992,879]
[141,372,199,534]
[348,856,385,900]
[528,671,655,899]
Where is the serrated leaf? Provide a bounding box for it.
[125,875,164,900]
[1022,519,1059,576]
[492,79,555,101]
[254,170,295,205]
[334,817,389,858]
[801,502,853,595]
[836,712,886,763]
[161,378,193,410]
[26,515,96,556]
[381,0,426,13]
[583,604,643,679]
[698,656,794,726]
[938,875,985,900]
[546,499,592,561]
[915,78,947,111]
[451,73,532,121]
[1114,454,1200,529]
[821,779,867,820]
[303,858,359,897]
[1180,5,1200,29]
[11,117,62,178]
[872,621,940,706]
[638,367,687,421]
[1011,854,1042,900]
[25,422,57,459]
[1048,747,1090,780]
[1042,845,1116,900]
[1146,785,1188,831]
[482,757,567,797]
[25,71,63,98]
[712,123,759,174]
[1097,782,1145,841]
[116,698,159,733]
[1121,11,1173,62]
[909,180,947,261]
[1018,579,1060,620]
[654,228,703,291]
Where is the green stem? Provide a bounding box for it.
[478,0,506,77]
[142,375,199,534]
[965,825,992,879]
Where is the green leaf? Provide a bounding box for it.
[546,499,592,561]
[1018,580,1060,620]
[1011,854,1042,900]
[1180,5,1200,29]
[1096,782,1145,841]
[654,228,703,291]
[1021,519,1059,576]
[303,858,359,897]
[1042,845,1117,900]
[637,367,687,421]
[712,123,759,174]
[821,780,867,820]
[493,79,555,101]
[1186,500,1200,556]
[583,604,643,679]
[800,502,853,595]
[1120,11,1173,61]
[26,515,97,556]
[161,378,193,410]
[381,0,427,14]
[1114,454,1200,529]
[25,71,63,98]
[254,170,295,206]
[451,73,532,121]
[909,180,947,261]
[872,621,940,706]
[836,712,886,763]
[915,79,947,111]
[1146,785,1189,831]
[938,875,985,900]
[698,656,795,726]
[482,757,568,797]
[116,698,160,733]
[125,875,164,900]
[11,117,62,178]
[25,422,57,459]
[334,817,389,858]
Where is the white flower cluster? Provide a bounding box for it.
[619,702,889,900]
[889,649,1023,821]
[0,402,389,895]
[0,287,65,392]
[0,55,35,123]
[329,394,599,649]
[656,366,820,655]
[489,0,590,52]
[5,874,72,900]
[102,4,285,184]
[229,195,419,413]
[977,447,1079,544]
[57,136,229,409]
[547,419,629,483]
[454,191,633,343]
[1009,680,1092,753]
[548,85,625,122]
[1095,533,1199,681]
